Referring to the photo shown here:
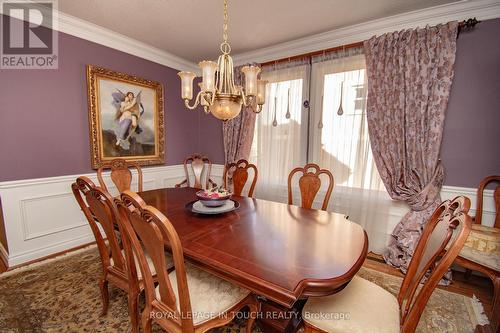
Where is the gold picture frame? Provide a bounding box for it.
[86,65,165,169]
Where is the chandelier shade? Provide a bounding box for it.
[199,61,218,92]
[177,0,266,121]
[256,79,268,106]
[241,65,260,96]
[178,71,196,100]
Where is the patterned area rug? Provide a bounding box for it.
[0,246,488,332]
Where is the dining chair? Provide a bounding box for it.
[287,163,334,211]
[97,158,143,193]
[175,154,217,189]
[223,159,258,197]
[72,177,171,333]
[455,175,500,331]
[301,196,472,333]
[115,190,259,333]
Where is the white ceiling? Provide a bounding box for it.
[57,0,460,62]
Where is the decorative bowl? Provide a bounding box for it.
[196,189,231,207]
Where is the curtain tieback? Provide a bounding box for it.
[406,163,445,212]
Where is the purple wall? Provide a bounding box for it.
[1,18,499,186]
[0,29,224,182]
[441,18,500,187]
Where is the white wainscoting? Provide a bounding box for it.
[0,164,494,266]
[0,164,224,267]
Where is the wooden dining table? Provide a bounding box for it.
[139,187,368,333]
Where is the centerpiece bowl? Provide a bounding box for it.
[196,188,231,207]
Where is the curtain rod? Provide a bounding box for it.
[261,18,480,67]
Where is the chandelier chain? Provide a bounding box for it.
[220,0,231,54]
[223,0,228,42]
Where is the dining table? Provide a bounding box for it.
[138,187,368,333]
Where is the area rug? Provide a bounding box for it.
[0,246,488,333]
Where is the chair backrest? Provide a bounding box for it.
[475,175,500,228]
[97,159,143,193]
[178,154,215,189]
[223,159,258,197]
[115,191,194,332]
[398,196,472,333]
[495,187,500,228]
[287,163,334,211]
[71,176,125,272]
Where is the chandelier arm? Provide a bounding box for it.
[241,89,256,109]
[184,91,203,110]
[241,90,250,107]
[209,90,216,105]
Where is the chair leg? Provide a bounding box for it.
[142,311,152,333]
[303,323,316,333]
[246,303,259,333]
[127,292,140,333]
[99,278,109,316]
[491,275,500,332]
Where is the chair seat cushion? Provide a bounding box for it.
[459,246,500,272]
[156,263,250,325]
[302,276,400,333]
[464,224,500,253]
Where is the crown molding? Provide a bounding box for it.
[56,12,199,72]
[0,3,198,72]
[233,0,500,65]
[4,1,499,71]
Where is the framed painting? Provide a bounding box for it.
[86,65,165,169]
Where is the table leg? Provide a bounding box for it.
[491,275,499,332]
[256,297,306,333]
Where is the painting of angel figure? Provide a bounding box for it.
[113,89,144,148]
[86,65,165,168]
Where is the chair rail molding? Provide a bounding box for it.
[0,164,224,267]
[233,0,500,65]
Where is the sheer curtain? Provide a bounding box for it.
[249,52,409,254]
[310,53,382,190]
[308,52,409,254]
[249,63,309,201]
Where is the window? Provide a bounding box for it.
[249,65,309,196]
[250,54,383,193]
[309,54,384,191]
[249,53,402,254]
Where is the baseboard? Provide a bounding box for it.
[6,234,97,267]
[6,240,96,272]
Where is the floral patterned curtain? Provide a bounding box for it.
[363,22,458,271]
[222,65,258,164]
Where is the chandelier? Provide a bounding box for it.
[177,0,267,121]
